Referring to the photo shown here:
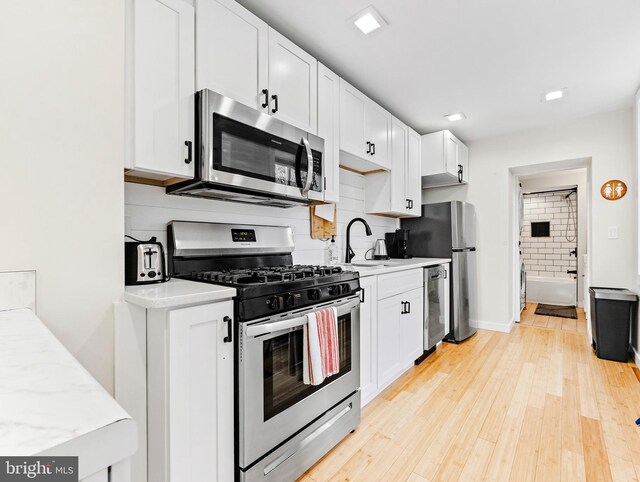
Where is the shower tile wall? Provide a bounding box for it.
[521,192,577,278]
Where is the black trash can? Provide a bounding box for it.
[589,287,638,362]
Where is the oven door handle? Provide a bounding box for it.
[246,314,308,338]
[245,296,360,338]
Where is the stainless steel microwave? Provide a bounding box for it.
[167,89,324,207]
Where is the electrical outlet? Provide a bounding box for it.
[607,226,619,239]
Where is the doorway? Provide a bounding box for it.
[520,186,579,307]
[509,159,592,326]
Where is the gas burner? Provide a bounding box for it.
[185,265,343,286]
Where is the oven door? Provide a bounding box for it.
[238,295,360,468]
[199,89,324,202]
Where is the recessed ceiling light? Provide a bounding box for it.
[349,6,387,35]
[445,112,467,122]
[543,88,568,102]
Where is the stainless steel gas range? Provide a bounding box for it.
[168,221,361,481]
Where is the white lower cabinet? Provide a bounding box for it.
[358,268,425,406]
[117,299,234,482]
[165,302,234,482]
[359,275,378,405]
[377,288,424,389]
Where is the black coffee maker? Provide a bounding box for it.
[385,229,412,259]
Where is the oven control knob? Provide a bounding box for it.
[308,289,321,300]
[341,284,351,295]
[283,293,295,308]
[328,285,342,296]
[267,296,283,310]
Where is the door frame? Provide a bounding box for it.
[508,158,592,327]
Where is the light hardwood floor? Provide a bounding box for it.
[299,304,640,481]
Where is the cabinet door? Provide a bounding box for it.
[444,130,460,177]
[268,28,317,133]
[134,0,195,178]
[406,128,422,216]
[168,302,234,482]
[377,294,403,389]
[359,276,378,406]
[400,287,424,366]
[365,100,391,169]
[458,141,469,183]
[317,63,340,203]
[339,79,367,159]
[195,0,268,111]
[389,117,408,213]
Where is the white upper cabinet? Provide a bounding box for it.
[195,1,317,133]
[339,79,391,172]
[364,118,421,217]
[268,29,318,133]
[339,79,367,161]
[317,63,340,203]
[389,117,408,213]
[195,0,268,111]
[421,130,469,188]
[406,128,422,216]
[365,100,391,169]
[128,0,195,179]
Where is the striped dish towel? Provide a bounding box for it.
[303,307,340,385]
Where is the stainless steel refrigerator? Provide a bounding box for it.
[402,201,478,342]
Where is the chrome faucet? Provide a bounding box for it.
[345,218,372,263]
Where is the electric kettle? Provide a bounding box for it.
[373,239,390,260]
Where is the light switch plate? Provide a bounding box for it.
[607,226,619,239]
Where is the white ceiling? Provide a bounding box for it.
[237,0,640,141]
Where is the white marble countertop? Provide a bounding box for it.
[0,308,136,458]
[124,278,236,309]
[340,257,451,277]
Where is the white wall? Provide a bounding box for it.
[424,108,636,330]
[125,169,398,265]
[0,1,125,391]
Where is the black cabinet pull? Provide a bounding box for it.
[262,89,269,108]
[371,143,376,155]
[458,164,463,183]
[406,301,411,314]
[360,288,365,303]
[401,301,407,314]
[366,141,372,154]
[223,316,232,343]
[405,199,409,209]
[184,140,192,164]
[271,94,279,114]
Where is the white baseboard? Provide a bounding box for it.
[471,319,513,333]
[633,345,640,367]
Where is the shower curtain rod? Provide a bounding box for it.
[522,187,577,196]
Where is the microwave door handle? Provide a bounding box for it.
[300,137,313,196]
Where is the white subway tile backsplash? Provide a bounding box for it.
[521,191,576,278]
[125,169,399,265]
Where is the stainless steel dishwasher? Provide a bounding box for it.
[419,265,449,362]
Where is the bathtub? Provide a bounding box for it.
[526,275,576,306]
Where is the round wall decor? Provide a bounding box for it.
[600,180,627,200]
